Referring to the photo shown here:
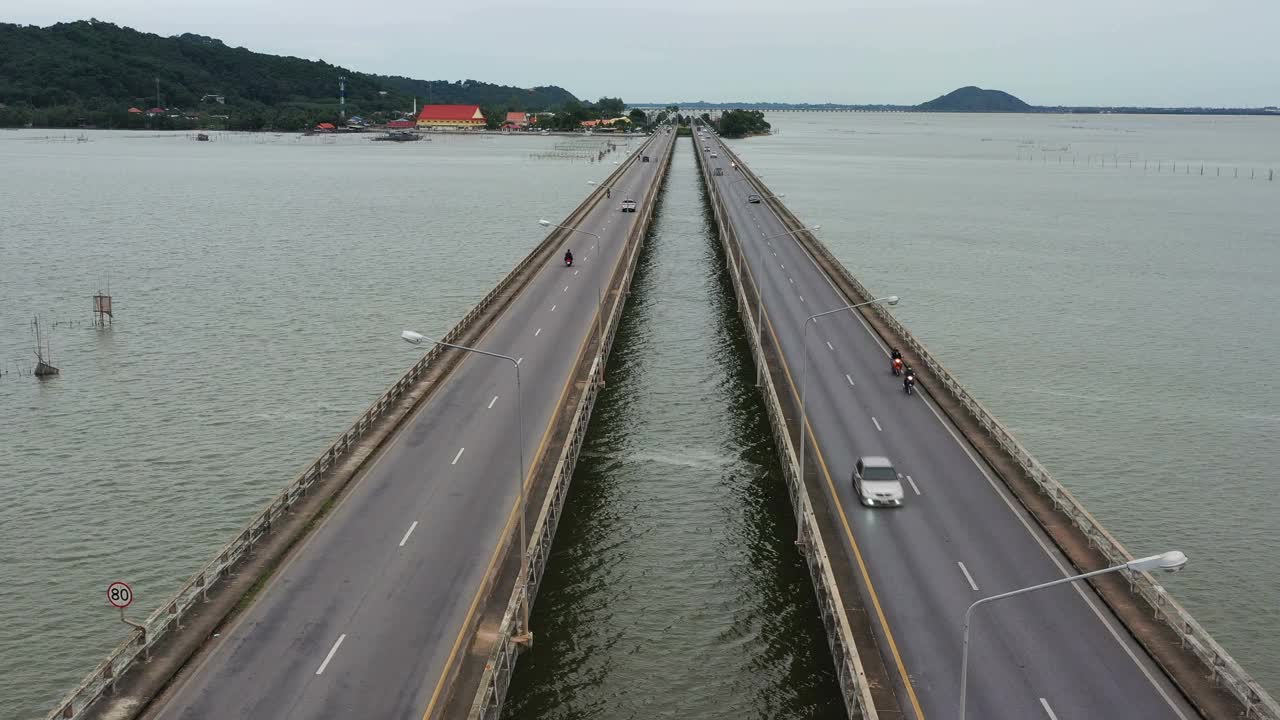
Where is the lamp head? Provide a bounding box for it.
[1127,551,1188,574]
[884,295,900,306]
[538,219,552,227]
[401,330,428,345]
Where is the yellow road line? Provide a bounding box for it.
[741,228,926,719]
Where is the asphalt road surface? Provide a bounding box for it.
[699,130,1196,720]
[145,130,674,720]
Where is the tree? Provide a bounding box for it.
[628,108,647,125]
[595,96,625,117]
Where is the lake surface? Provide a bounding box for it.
[1,113,1277,718]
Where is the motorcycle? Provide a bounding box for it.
[903,373,916,396]
[564,256,574,267]
[891,357,904,376]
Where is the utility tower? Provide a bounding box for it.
[339,76,347,120]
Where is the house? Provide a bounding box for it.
[386,119,415,129]
[416,104,486,130]
[127,107,143,114]
[504,111,530,129]
[146,107,166,117]
[314,122,337,132]
[580,117,631,128]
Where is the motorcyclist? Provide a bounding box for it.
[891,347,903,361]
[903,366,916,392]
[564,249,574,266]
[606,187,611,198]
[891,355,904,376]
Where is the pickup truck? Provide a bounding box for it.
[621,199,637,213]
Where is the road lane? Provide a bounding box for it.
[145,131,673,720]
[700,131,1195,720]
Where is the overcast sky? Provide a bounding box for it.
[11,0,1279,107]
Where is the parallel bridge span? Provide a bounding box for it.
[694,124,1278,720]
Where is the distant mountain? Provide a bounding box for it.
[916,86,1033,112]
[0,20,579,129]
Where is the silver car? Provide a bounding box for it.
[852,456,904,507]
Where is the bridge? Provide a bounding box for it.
[51,124,1278,720]
[54,131,676,720]
[693,126,1278,719]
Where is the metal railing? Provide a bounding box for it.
[48,135,656,720]
[693,135,877,719]
[718,138,1280,720]
[468,134,674,719]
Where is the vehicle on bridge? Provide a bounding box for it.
[747,194,762,204]
[642,155,650,162]
[853,456,904,507]
[621,199,637,213]
[714,167,724,176]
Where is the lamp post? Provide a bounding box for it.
[539,219,603,346]
[741,223,820,385]
[799,296,900,490]
[399,330,533,643]
[958,550,1189,720]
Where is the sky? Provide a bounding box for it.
[9,0,1280,107]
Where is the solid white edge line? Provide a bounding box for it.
[315,634,346,675]
[958,561,980,591]
[906,475,921,495]
[488,396,498,409]
[1040,698,1060,720]
[778,215,1191,718]
[872,416,882,432]
[451,447,465,465]
[398,521,419,547]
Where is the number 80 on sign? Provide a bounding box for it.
[108,581,133,609]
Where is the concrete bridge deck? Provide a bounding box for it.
[696,129,1207,719]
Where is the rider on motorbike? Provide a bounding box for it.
[891,347,903,361]
[564,249,574,266]
[903,366,916,391]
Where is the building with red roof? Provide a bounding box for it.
[416,104,485,130]
[314,122,336,132]
[386,119,414,129]
[504,111,530,128]
[127,107,143,114]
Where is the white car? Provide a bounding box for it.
[852,456,904,507]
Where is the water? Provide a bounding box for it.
[501,140,844,719]
[3,114,1277,718]
[726,112,1280,691]
[0,129,634,719]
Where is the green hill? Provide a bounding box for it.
[0,20,579,129]
[916,86,1032,112]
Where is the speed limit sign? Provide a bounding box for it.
[107,581,133,609]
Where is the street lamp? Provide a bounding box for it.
[958,550,1188,720]
[539,219,604,345]
[399,330,533,643]
[798,296,900,492]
